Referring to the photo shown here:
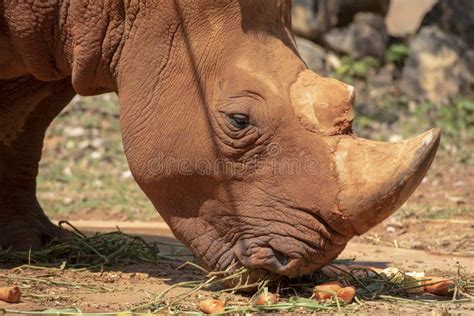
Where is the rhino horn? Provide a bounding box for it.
[333,128,441,234]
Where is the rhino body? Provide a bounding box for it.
[0,1,439,278]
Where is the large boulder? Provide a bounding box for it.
[420,0,474,49]
[323,13,388,60]
[400,27,473,103]
[292,0,390,42]
[295,36,328,75]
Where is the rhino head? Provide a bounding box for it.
[116,1,440,277]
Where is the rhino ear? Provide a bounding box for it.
[290,70,355,135]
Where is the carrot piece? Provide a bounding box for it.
[255,292,279,305]
[424,277,455,296]
[336,286,356,303]
[198,299,225,314]
[314,281,343,300]
[0,286,21,303]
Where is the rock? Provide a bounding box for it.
[373,64,398,87]
[295,36,327,75]
[336,0,391,26]
[326,53,342,69]
[292,0,390,42]
[292,0,319,40]
[370,64,398,98]
[421,0,474,49]
[385,0,436,37]
[64,126,86,138]
[400,27,473,103]
[467,50,474,75]
[323,13,388,60]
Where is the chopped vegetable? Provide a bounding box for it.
[255,292,279,305]
[424,277,455,296]
[336,286,356,303]
[0,286,21,303]
[198,299,225,314]
[314,281,343,300]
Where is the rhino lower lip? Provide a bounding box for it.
[232,230,330,277]
[234,245,293,275]
[226,203,354,277]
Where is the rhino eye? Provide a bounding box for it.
[228,113,249,129]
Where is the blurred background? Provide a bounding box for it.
[38,0,473,255]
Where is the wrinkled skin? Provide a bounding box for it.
[0,1,440,278]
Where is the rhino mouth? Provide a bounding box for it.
[228,206,350,278]
[233,240,342,277]
[180,199,347,278]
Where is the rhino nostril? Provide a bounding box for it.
[273,250,289,266]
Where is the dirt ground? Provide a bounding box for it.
[1,221,473,314]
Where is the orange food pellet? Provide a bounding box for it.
[198,299,225,314]
[336,286,356,303]
[255,292,279,305]
[424,277,455,296]
[314,281,344,300]
[0,286,21,303]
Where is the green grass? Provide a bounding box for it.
[38,94,157,221]
[332,56,380,83]
[0,221,180,267]
[384,43,410,66]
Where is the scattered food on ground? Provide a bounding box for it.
[336,286,356,303]
[424,278,456,296]
[255,291,279,305]
[198,299,225,314]
[0,286,21,304]
[313,281,344,300]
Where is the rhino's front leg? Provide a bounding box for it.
[0,76,75,250]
